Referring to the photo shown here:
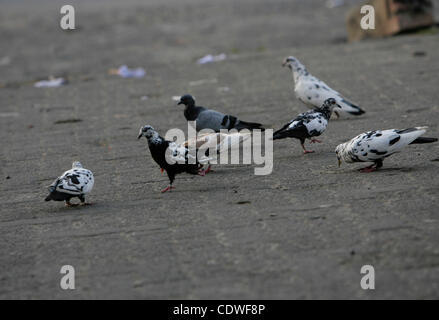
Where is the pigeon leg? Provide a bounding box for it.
[197,164,207,176]
[160,168,164,174]
[360,160,383,173]
[65,200,78,207]
[375,160,383,170]
[359,164,377,173]
[79,195,90,206]
[204,165,213,174]
[310,139,322,144]
[301,142,315,154]
[161,185,175,193]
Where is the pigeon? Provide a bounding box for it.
[177,94,264,132]
[182,131,252,173]
[273,98,338,154]
[45,162,94,206]
[282,56,365,118]
[336,127,438,172]
[138,125,206,193]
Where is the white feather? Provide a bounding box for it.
[337,127,428,163]
[52,167,94,195]
[171,132,252,164]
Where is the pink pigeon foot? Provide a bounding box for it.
[204,165,213,174]
[161,185,175,193]
[359,166,377,173]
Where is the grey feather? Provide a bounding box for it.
[196,110,228,131]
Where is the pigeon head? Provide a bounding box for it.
[72,161,83,169]
[137,125,156,139]
[318,98,339,119]
[178,94,195,107]
[335,143,348,167]
[282,56,301,69]
[321,98,339,111]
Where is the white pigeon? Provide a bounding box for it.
[178,131,252,173]
[45,161,94,206]
[336,127,438,172]
[282,56,365,117]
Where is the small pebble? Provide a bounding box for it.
[413,51,426,57]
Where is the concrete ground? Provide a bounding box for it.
[1,0,438,299]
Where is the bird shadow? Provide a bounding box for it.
[330,115,369,122]
[44,202,98,214]
[350,166,418,174]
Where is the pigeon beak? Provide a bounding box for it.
[177,101,183,105]
[137,133,143,139]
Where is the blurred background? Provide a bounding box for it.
[0,0,406,82]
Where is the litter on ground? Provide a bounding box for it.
[34,77,67,88]
[197,53,227,64]
[109,65,146,78]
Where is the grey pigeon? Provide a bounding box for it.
[178,94,264,132]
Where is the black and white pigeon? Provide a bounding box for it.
[177,94,264,132]
[45,161,94,206]
[138,125,206,193]
[336,127,438,172]
[273,98,338,154]
[282,56,365,118]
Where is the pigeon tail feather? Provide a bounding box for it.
[410,137,438,144]
[339,99,365,115]
[273,130,288,140]
[234,120,265,131]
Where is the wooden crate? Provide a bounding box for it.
[347,0,435,42]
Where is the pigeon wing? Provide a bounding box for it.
[54,168,94,195]
[195,109,227,132]
[181,132,251,163]
[296,77,364,115]
[167,142,194,164]
[348,128,427,162]
[275,110,327,139]
[216,132,251,153]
